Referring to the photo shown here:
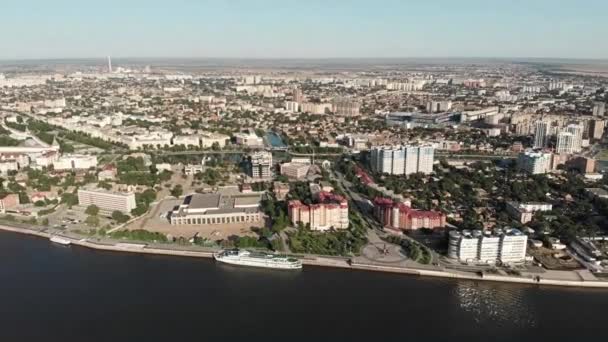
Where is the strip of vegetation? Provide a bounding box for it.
[383,235,432,264]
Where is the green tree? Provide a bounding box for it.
[111,210,130,223]
[170,184,183,198]
[61,192,79,208]
[85,204,100,216]
[85,215,100,227]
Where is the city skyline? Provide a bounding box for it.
[2,0,608,60]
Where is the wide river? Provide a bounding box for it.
[1,230,606,342]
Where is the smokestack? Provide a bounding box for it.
[108,56,112,73]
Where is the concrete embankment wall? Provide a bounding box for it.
[2,224,608,289]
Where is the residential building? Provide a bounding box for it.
[332,98,361,116]
[568,157,596,174]
[249,151,272,179]
[284,101,299,112]
[593,101,606,117]
[77,187,137,213]
[370,145,435,175]
[288,192,348,231]
[506,201,553,224]
[280,162,310,180]
[373,197,446,230]
[0,193,20,213]
[556,131,575,154]
[588,119,605,140]
[565,123,583,153]
[533,120,550,149]
[448,228,528,264]
[426,100,452,113]
[517,151,551,174]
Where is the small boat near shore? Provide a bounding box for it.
[214,249,302,270]
[49,236,72,246]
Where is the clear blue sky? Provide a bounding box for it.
[2,0,607,59]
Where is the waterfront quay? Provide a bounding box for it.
[3,222,608,289]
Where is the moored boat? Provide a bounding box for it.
[50,236,72,246]
[214,249,302,270]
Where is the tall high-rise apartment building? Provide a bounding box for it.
[332,98,361,116]
[556,131,575,154]
[533,120,550,149]
[593,101,606,117]
[589,119,605,140]
[249,151,272,178]
[565,123,583,153]
[370,145,435,175]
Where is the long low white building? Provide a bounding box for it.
[53,154,98,171]
[77,187,137,213]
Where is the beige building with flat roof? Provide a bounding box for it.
[170,187,263,226]
[77,188,137,213]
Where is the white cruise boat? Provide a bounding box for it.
[214,249,302,270]
[50,236,72,246]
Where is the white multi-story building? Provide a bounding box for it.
[592,102,605,117]
[517,151,551,174]
[448,228,528,264]
[280,162,310,180]
[284,101,299,113]
[426,100,452,113]
[53,154,98,171]
[200,133,229,148]
[506,201,553,224]
[249,151,272,179]
[172,135,200,147]
[77,188,137,213]
[370,145,435,175]
[332,98,361,116]
[234,132,264,147]
[565,123,583,153]
[533,120,550,149]
[556,131,575,154]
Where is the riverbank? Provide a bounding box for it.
[2,223,608,289]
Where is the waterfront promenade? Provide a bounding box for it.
[2,222,608,289]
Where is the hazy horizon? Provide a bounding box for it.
[2,0,608,60]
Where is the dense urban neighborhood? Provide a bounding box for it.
[1,58,608,282]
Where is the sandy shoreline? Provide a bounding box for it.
[2,223,608,289]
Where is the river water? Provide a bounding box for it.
[1,230,606,342]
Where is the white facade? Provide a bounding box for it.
[426,100,452,113]
[285,101,299,112]
[517,151,551,174]
[200,133,229,148]
[565,123,583,153]
[448,229,528,264]
[370,145,434,175]
[250,152,272,178]
[77,188,137,213]
[173,135,200,147]
[556,131,575,154]
[53,154,98,171]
